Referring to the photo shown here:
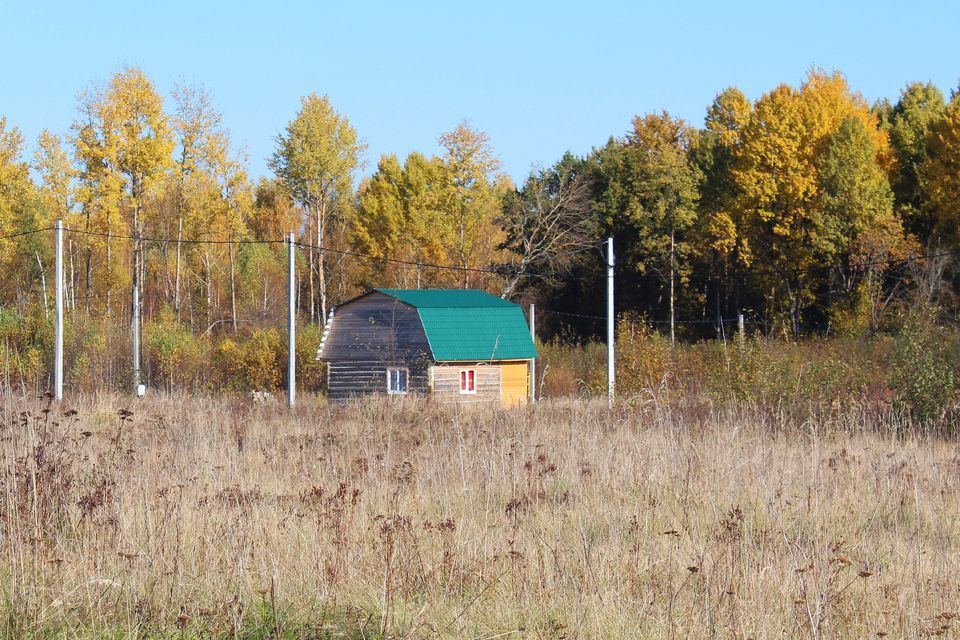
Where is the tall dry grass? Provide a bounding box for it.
[2,391,959,638]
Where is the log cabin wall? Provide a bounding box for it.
[321,292,432,401]
[327,358,430,401]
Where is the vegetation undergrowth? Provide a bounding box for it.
[2,392,959,639]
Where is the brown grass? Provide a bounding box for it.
[2,391,959,639]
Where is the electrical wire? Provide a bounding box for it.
[12,224,960,328]
[49,225,960,281]
[0,227,57,241]
[58,226,525,277]
[62,226,285,246]
[292,239,522,277]
[536,307,747,326]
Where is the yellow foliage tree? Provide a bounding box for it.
[732,70,900,334]
[73,67,174,316]
[0,117,33,262]
[921,96,960,247]
[435,122,508,289]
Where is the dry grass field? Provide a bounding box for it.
[2,392,960,639]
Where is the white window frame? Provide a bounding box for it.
[386,367,409,395]
[459,368,477,395]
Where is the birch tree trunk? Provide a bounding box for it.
[317,198,328,326]
[68,238,76,311]
[174,213,183,320]
[669,226,676,346]
[307,226,315,322]
[105,217,112,318]
[204,248,213,329]
[229,237,238,334]
[36,253,49,321]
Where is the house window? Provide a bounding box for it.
[387,368,408,394]
[459,368,477,394]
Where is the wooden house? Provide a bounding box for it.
[316,288,537,406]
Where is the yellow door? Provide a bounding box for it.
[500,361,529,408]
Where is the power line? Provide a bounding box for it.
[537,307,746,326]
[0,227,56,241]
[63,226,285,246]
[292,239,523,277]
[46,224,960,280]
[18,224,960,321]
[58,226,525,277]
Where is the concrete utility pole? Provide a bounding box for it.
[606,237,615,408]
[132,243,143,397]
[54,220,63,400]
[288,232,296,408]
[529,303,536,404]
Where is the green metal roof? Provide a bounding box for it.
[375,288,517,309]
[375,288,537,361]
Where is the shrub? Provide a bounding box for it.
[143,308,204,390]
[537,335,606,397]
[615,317,672,400]
[890,314,956,425]
[0,306,52,388]
[216,328,284,391]
[296,322,326,393]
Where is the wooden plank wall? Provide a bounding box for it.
[500,361,530,408]
[431,363,501,403]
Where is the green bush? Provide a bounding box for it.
[143,308,205,390]
[0,306,52,387]
[890,315,956,425]
[296,322,326,393]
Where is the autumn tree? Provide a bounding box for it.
[0,117,45,310]
[818,116,906,330]
[731,70,895,336]
[34,130,78,309]
[269,93,364,323]
[73,89,123,312]
[596,112,700,344]
[498,153,598,298]
[353,152,450,288]
[34,131,75,226]
[353,154,407,282]
[169,83,227,316]
[878,82,947,243]
[73,68,174,327]
[355,125,506,291]
[690,88,752,325]
[921,95,960,248]
[165,83,253,331]
[436,122,507,288]
[250,178,298,241]
[0,118,33,253]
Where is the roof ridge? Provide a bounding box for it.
[374,287,516,309]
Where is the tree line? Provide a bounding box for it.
[1,67,959,341]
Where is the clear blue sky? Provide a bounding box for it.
[1,1,958,183]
